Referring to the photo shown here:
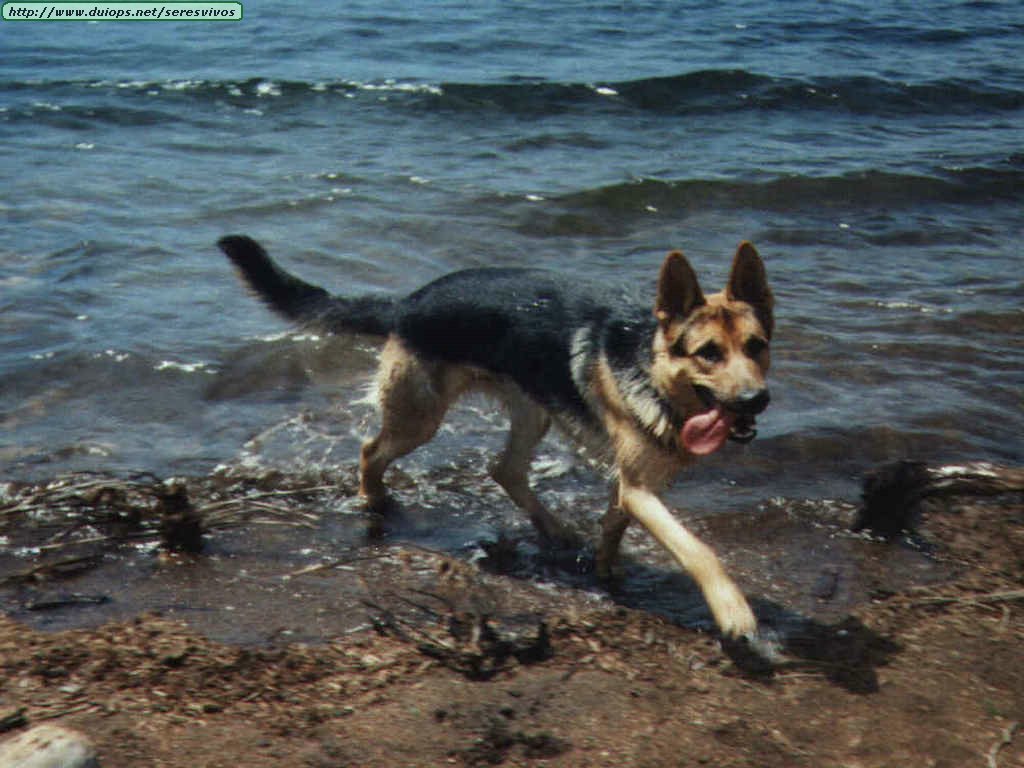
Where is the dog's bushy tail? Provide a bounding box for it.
[217,235,395,336]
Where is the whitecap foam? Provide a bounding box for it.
[255,80,282,98]
[162,79,205,91]
[351,78,442,96]
[155,360,213,374]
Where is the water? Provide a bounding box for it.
[1,3,1022,521]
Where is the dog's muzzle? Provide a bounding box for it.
[727,388,770,444]
[694,386,770,445]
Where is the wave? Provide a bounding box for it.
[508,166,1024,236]
[542,167,1024,218]
[449,70,1024,117]
[0,77,442,126]
[3,70,1021,120]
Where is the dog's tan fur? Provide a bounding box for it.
[358,243,773,642]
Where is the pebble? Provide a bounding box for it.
[812,568,841,600]
[0,724,100,768]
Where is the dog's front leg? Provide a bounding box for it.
[618,482,757,641]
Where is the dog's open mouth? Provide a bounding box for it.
[728,413,758,444]
[680,397,759,455]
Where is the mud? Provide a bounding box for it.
[0,467,1022,766]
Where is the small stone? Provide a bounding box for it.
[0,724,100,768]
[811,568,840,600]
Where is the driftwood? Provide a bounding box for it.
[853,461,1024,538]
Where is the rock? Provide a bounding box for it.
[812,567,840,600]
[0,724,99,768]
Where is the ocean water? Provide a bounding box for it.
[1,0,1022,516]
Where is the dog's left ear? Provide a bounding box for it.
[726,241,774,338]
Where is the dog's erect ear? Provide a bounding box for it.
[726,241,774,338]
[655,250,705,327]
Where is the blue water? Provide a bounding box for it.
[1,0,1022,511]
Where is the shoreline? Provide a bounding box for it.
[1,466,1021,766]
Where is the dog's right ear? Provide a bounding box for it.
[655,250,705,327]
[726,241,774,339]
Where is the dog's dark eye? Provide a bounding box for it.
[745,337,768,357]
[694,341,723,363]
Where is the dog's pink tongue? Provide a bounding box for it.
[681,406,736,456]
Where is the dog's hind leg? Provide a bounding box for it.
[596,479,631,579]
[489,387,573,545]
[359,338,449,511]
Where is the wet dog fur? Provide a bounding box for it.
[218,236,775,653]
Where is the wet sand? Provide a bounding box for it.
[0,468,1021,766]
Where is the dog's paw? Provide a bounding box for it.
[594,555,625,583]
[721,625,782,672]
[708,584,782,666]
[708,582,758,638]
[360,494,404,538]
[740,626,782,661]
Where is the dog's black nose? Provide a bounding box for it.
[731,388,770,415]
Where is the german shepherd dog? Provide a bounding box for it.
[218,236,776,655]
